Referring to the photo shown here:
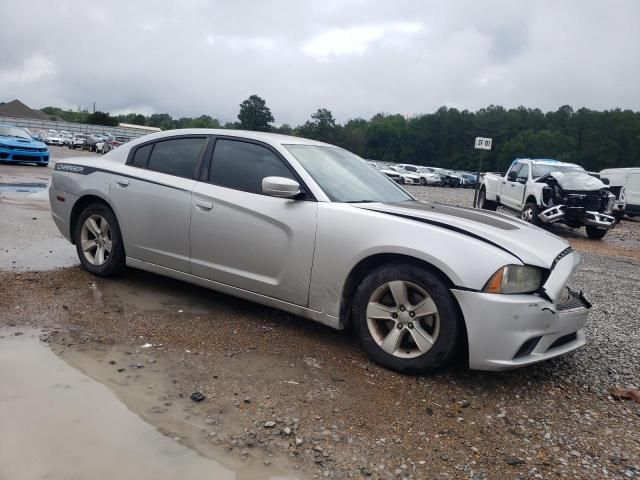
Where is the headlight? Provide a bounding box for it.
[483,265,543,294]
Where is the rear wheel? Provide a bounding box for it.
[353,264,462,373]
[521,202,541,226]
[586,225,607,239]
[479,188,498,211]
[74,203,125,276]
[420,177,427,186]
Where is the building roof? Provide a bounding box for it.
[0,99,50,121]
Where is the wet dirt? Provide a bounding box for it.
[0,328,300,480]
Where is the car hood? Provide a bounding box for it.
[0,136,47,149]
[538,171,606,191]
[355,200,571,268]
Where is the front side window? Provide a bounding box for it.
[507,163,522,180]
[146,137,206,178]
[516,163,529,180]
[209,139,295,195]
[285,145,412,203]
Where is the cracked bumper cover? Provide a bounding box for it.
[452,250,590,371]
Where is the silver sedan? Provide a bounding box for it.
[49,129,591,372]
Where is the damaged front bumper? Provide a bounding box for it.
[538,205,615,229]
[453,248,591,371]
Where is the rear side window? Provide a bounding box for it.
[209,139,295,195]
[131,143,153,168]
[146,137,206,178]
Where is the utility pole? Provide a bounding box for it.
[93,102,96,113]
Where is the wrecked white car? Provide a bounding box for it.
[479,159,616,239]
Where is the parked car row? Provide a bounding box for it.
[368,162,479,187]
[32,129,131,153]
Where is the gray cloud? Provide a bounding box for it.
[1,0,638,124]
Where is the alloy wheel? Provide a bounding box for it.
[366,280,440,358]
[80,214,112,266]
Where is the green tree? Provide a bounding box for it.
[237,95,274,132]
[85,111,118,126]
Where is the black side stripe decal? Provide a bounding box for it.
[362,208,523,263]
[55,163,189,192]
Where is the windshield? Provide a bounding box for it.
[0,126,32,139]
[285,145,413,203]
[533,163,584,178]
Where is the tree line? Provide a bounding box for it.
[43,97,640,172]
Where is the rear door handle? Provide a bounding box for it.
[116,178,129,187]
[195,200,213,211]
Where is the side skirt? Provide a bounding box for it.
[126,257,342,330]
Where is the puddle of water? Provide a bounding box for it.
[0,181,48,193]
[0,330,296,480]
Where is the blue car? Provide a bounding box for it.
[0,124,50,166]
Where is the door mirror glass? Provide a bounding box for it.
[262,176,301,198]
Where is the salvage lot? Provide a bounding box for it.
[1,148,639,479]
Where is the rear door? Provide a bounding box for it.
[190,137,317,306]
[109,135,209,272]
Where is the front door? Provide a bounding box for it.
[190,138,317,306]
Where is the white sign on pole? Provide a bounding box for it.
[474,137,492,150]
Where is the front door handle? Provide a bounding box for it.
[195,200,213,211]
[116,178,129,188]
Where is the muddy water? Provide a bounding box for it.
[0,329,299,480]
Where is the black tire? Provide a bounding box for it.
[478,188,498,211]
[74,202,125,277]
[419,177,427,186]
[352,263,462,374]
[586,225,607,239]
[521,202,542,226]
[37,163,48,167]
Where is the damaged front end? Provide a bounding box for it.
[537,172,615,229]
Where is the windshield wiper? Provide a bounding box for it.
[345,200,377,203]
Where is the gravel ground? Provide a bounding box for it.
[0,165,639,479]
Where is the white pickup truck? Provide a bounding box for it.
[478,159,616,239]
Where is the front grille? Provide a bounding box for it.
[564,190,603,211]
[13,154,44,161]
[12,145,42,152]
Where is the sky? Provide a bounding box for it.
[1,0,639,125]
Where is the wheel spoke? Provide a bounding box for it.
[410,323,434,353]
[81,239,97,252]
[380,327,404,355]
[87,218,100,236]
[412,296,438,319]
[95,245,104,265]
[103,239,112,253]
[388,281,409,307]
[366,302,396,321]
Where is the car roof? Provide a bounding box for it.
[130,128,335,148]
[515,158,581,168]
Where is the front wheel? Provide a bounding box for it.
[521,202,542,226]
[586,225,607,239]
[352,264,462,373]
[74,203,125,276]
[420,177,427,186]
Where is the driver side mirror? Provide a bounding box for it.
[507,171,518,182]
[262,176,301,199]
